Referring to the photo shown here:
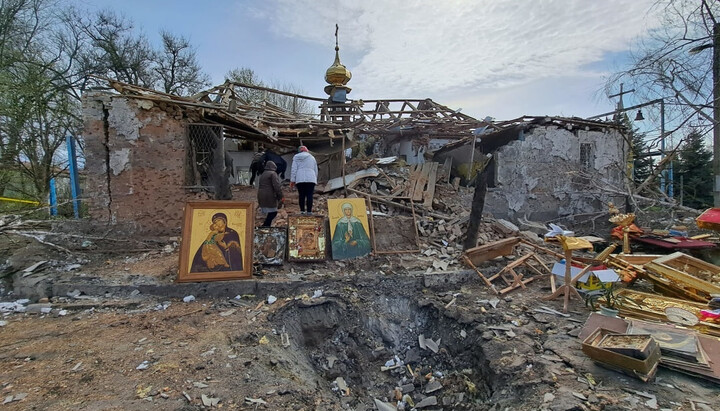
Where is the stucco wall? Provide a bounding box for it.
[485,125,626,222]
[83,93,209,235]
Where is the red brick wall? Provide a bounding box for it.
[82,93,210,236]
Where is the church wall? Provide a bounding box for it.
[484,125,627,222]
[82,93,209,236]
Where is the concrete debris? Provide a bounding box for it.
[202,394,220,407]
[182,295,195,303]
[200,347,216,357]
[422,336,440,353]
[373,398,396,411]
[26,303,52,314]
[415,395,438,408]
[543,393,555,403]
[22,261,47,275]
[334,377,349,395]
[3,393,27,404]
[219,309,236,317]
[399,383,414,394]
[267,295,277,305]
[193,382,209,388]
[154,301,171,310]
[494,219,519,234]
[0,300,28,313]
[572,392,587,401]
[425,379,443,393]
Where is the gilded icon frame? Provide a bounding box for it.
[178,201,254,282]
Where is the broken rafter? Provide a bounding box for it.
[346,188,451,220]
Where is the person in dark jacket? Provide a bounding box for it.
[249,150,265,186]
[262,150,287,179]
[257,161,284,227]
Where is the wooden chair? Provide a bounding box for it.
[463,237,551,295]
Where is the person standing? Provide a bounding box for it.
[262,149,287,179]
[290,146,318,214]
[257,161,284,227]
[249,149,265,186]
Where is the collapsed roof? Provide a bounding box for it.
[102,78,623,153]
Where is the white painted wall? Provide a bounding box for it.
[485,125,627,222]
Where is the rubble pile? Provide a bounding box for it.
[4,157,720,408]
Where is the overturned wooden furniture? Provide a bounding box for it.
[464,237,521,265]
[463,237,550,295]
[644,252,720,303]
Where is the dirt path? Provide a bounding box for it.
[2,271,719,410]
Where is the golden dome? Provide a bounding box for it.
[325,46,352,86]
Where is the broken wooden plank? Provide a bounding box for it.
[413,163,432,202]
[423,162,439,208]
[318,168,380,193]
[464,237,520,266]
[346,188,451,220]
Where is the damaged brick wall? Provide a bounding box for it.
[485,125,626,222]
[83,93,208,236]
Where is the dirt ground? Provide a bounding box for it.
[2,243,720,410]
[1,185,720,410]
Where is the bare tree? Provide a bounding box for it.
[154,31,210,96]
[605,0,718,148]
[225,67,314,115]
[77,10,156,88]
[225,67,267,103]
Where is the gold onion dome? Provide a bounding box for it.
[325,45,352,86]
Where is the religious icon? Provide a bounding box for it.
[287,214,327,262]
[254,226,287,265]
[178,201,254,282]
[328,198,372,260]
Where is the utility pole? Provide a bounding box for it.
[714,22,720,207]
[609,83,635,115]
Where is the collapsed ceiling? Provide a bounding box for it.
[102,78,621,153]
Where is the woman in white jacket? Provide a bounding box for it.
[290,146,318,214]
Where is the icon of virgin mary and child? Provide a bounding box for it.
[191,213,243,272]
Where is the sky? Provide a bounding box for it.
[72,0,663,122]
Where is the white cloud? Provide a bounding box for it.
[257,0,661,102]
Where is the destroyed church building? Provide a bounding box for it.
[81,41,628,235]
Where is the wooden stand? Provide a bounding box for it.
[543,248,583,313]
[464,251,550,295]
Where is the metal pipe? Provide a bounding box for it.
[587,99,663,120]
[660,100,666,194]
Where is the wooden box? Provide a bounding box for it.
[582,328,661,381]
[597,334,657,360]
